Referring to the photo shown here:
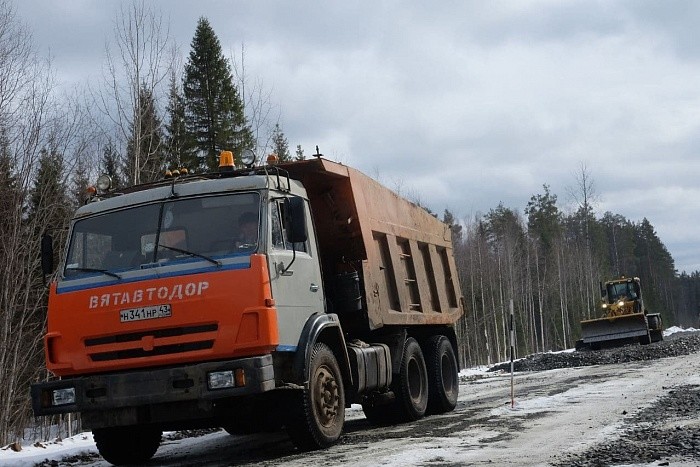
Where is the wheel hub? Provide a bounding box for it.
[313,364,340,427]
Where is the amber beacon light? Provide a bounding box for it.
[219,150,235,171]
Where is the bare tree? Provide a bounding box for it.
[566,162,601,317]
[230,42,279,160]
[91,1,173,185]
[0,0,99,444]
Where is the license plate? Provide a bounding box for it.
[120,304,172,323]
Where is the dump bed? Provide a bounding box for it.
[281,157,463,330]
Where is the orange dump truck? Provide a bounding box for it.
[32,153,464,465]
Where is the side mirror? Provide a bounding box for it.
[41,233,54,276]
[599,281,605,298]
[285,196,308,244]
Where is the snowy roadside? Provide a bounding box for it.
[1,326,697,467]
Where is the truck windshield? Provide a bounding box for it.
[64,192,260,277]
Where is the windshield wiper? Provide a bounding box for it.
[157,244,221,267]
[65,267,123,280]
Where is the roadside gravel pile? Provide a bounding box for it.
[553,385,700,466]
[486,331,700,466]
[488,331,700,373]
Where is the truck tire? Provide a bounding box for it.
[285,342,345,451]
[424,335,459,415]
[394,337,428,422]
[93,426,161,465]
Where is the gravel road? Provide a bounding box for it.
[34,331,700,467]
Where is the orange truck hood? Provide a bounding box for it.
[45,254,279,377]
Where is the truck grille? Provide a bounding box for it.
[85,324,217,362]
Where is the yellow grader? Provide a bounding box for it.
[576,276,663,350]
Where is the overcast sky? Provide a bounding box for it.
[14,0,700,273]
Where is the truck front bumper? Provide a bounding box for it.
[31,354,275,418]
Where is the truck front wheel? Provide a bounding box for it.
[93,426,161,465]
[286,342,345,450]
[424,335,459,414]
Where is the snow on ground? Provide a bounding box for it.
[1,325,696,467]
[664,325,698,336]
[0,432,97,466]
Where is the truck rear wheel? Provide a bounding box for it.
[394,337,428,422]
[424,335,459,414]
[286,342,345,450]
[93,426,161,465]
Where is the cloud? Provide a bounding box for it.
[12,0,700,272]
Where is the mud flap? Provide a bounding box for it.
[580,313,649,344]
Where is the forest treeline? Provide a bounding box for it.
[446,185,700,368]
[0,0,698,447]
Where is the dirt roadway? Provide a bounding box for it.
[61,344,700,467]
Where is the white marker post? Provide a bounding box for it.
[510,299,515,408]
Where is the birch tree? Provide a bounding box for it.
[93,1,173,185]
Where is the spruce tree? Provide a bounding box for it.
[183,17,253,170]
[101,138,124,190]
[71,156,91,208]
[126,84,165,184]
[28,148,72,240]
[165,71,196,170]
[271,123,291,161]
[0,127,21,253]
[295,144,305,161]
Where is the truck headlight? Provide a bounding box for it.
[208,371,235,390]
[618,300,625,307]
[52,387,76,406]
[208,369,246,390]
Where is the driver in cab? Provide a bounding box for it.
[236,212,258,250]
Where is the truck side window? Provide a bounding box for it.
[271,201,285,249]
[271,199,307,253]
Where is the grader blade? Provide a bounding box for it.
[580,313,649,344]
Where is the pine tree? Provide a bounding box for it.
[183,17,253,170]
[271,123,291,161]
[443,209,463,244]
[165,71,196,170]
[525,184,561,253]
[126,84,165,184]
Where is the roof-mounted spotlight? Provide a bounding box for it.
[240,148,256,168]
[96,174,112,192]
